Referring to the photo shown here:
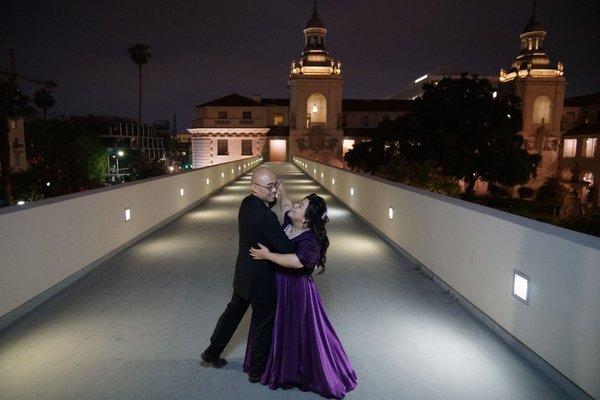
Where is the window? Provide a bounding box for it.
[565,112,575,125]
[217,139,228,156]
[343,139,355,155]
[241,140,253,156]
[360,115,370,128]
[563,139,577,158]
[242,111,252,119]
[218,111,228,119]
[585,138,597,158]
[273,113,284,126]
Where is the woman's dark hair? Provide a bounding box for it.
[304,193,329,275]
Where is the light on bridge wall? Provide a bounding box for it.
[124,208,131,222]
[332,178,335,185]
[388,206,394,220]
[206,178,210,185]
[512,270,530,305]
[180,188,184,197]
[350,187,355,196]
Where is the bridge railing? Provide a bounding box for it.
[292,156,600,400]
[0,156,263,331]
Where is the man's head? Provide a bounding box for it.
[251,167,279,203]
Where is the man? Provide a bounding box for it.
[201,167,296,383]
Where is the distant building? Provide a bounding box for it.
[558,92,600,206]
[498,2,566,189]
[386,65,499,100]
[188,4,413,168]
[7,118,28,171]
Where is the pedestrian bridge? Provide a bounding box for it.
[0,159,598,400]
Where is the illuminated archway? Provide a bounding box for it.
[306,93,326,127]
[532,96,551,124]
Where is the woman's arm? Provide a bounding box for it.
[250,243,303,269]
[277,182,293,214]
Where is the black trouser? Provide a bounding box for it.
[204,291,276,376]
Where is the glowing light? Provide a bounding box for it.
[117,150,124,157]
[513,270,530,305]
[388,206,394,220]
[180,188,184,196]
[492,91,498,98]
[46,182,51,187]
[414,74,428,83]
[312,104,318,113]
[350,187,355,196]
[313,168,316,174]
[221,172,225,178]
[124,208,131,221]
[231,168,234,173]
[206,178,210,185]
[321,172,324,178]
[331,178,335,184]
[17,200,25,206]
[168,166,175,172]
[238,166,241,171]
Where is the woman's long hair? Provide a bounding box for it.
[304,193,329,275]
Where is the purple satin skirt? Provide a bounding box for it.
[244,270,357,399]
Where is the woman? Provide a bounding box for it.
[243,184,357,399]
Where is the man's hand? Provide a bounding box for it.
[250,243,271,260]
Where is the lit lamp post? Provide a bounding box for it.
[116,150,125,181]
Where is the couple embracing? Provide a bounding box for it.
[201,167,357,399]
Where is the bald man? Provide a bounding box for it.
[201,167,296,383]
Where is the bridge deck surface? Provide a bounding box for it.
[0,163,570,399]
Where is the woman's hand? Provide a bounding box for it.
[250,243,271,260]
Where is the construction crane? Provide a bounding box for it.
[1,49,57,89]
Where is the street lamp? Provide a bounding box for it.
[116,150,125,181]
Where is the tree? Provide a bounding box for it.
[0,76,35,206]
[25,119,107,196]
[403,75,540,196]
[128,43,151,171]
[33,88,55,119]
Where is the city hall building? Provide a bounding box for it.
[186,3,600,203]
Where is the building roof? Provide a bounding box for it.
[564,92,600,107]
[563,124,600,137]
[261,98,290,106]
[305,1,325,29]
[196,93,262,108]
[523,1,544,33]
[342,99,414,112]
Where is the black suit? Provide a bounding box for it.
[204,194,296,375]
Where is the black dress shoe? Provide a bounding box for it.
[248,374,262,384]
[200,352,227,369]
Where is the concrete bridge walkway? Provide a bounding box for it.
[0,163,571,399]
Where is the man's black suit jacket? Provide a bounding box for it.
[233,194,296,303]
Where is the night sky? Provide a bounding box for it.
[3,0,599,128]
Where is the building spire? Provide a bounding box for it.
[523,1,544,33]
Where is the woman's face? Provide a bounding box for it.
[289,198,310,223]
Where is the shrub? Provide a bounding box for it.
[535,177,567,205]
[518,186,535,199]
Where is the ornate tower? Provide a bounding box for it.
[499,1,566,188]
[288,1,344,166]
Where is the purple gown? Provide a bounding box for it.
[244,215,358,399]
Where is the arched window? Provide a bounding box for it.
[306,93,327,127]
[532,96,551,124]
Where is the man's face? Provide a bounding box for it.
[252,178,279,203]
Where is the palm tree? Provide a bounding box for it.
[0,76,33,206]
[128,43,151,172]
[33,88,55,119]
